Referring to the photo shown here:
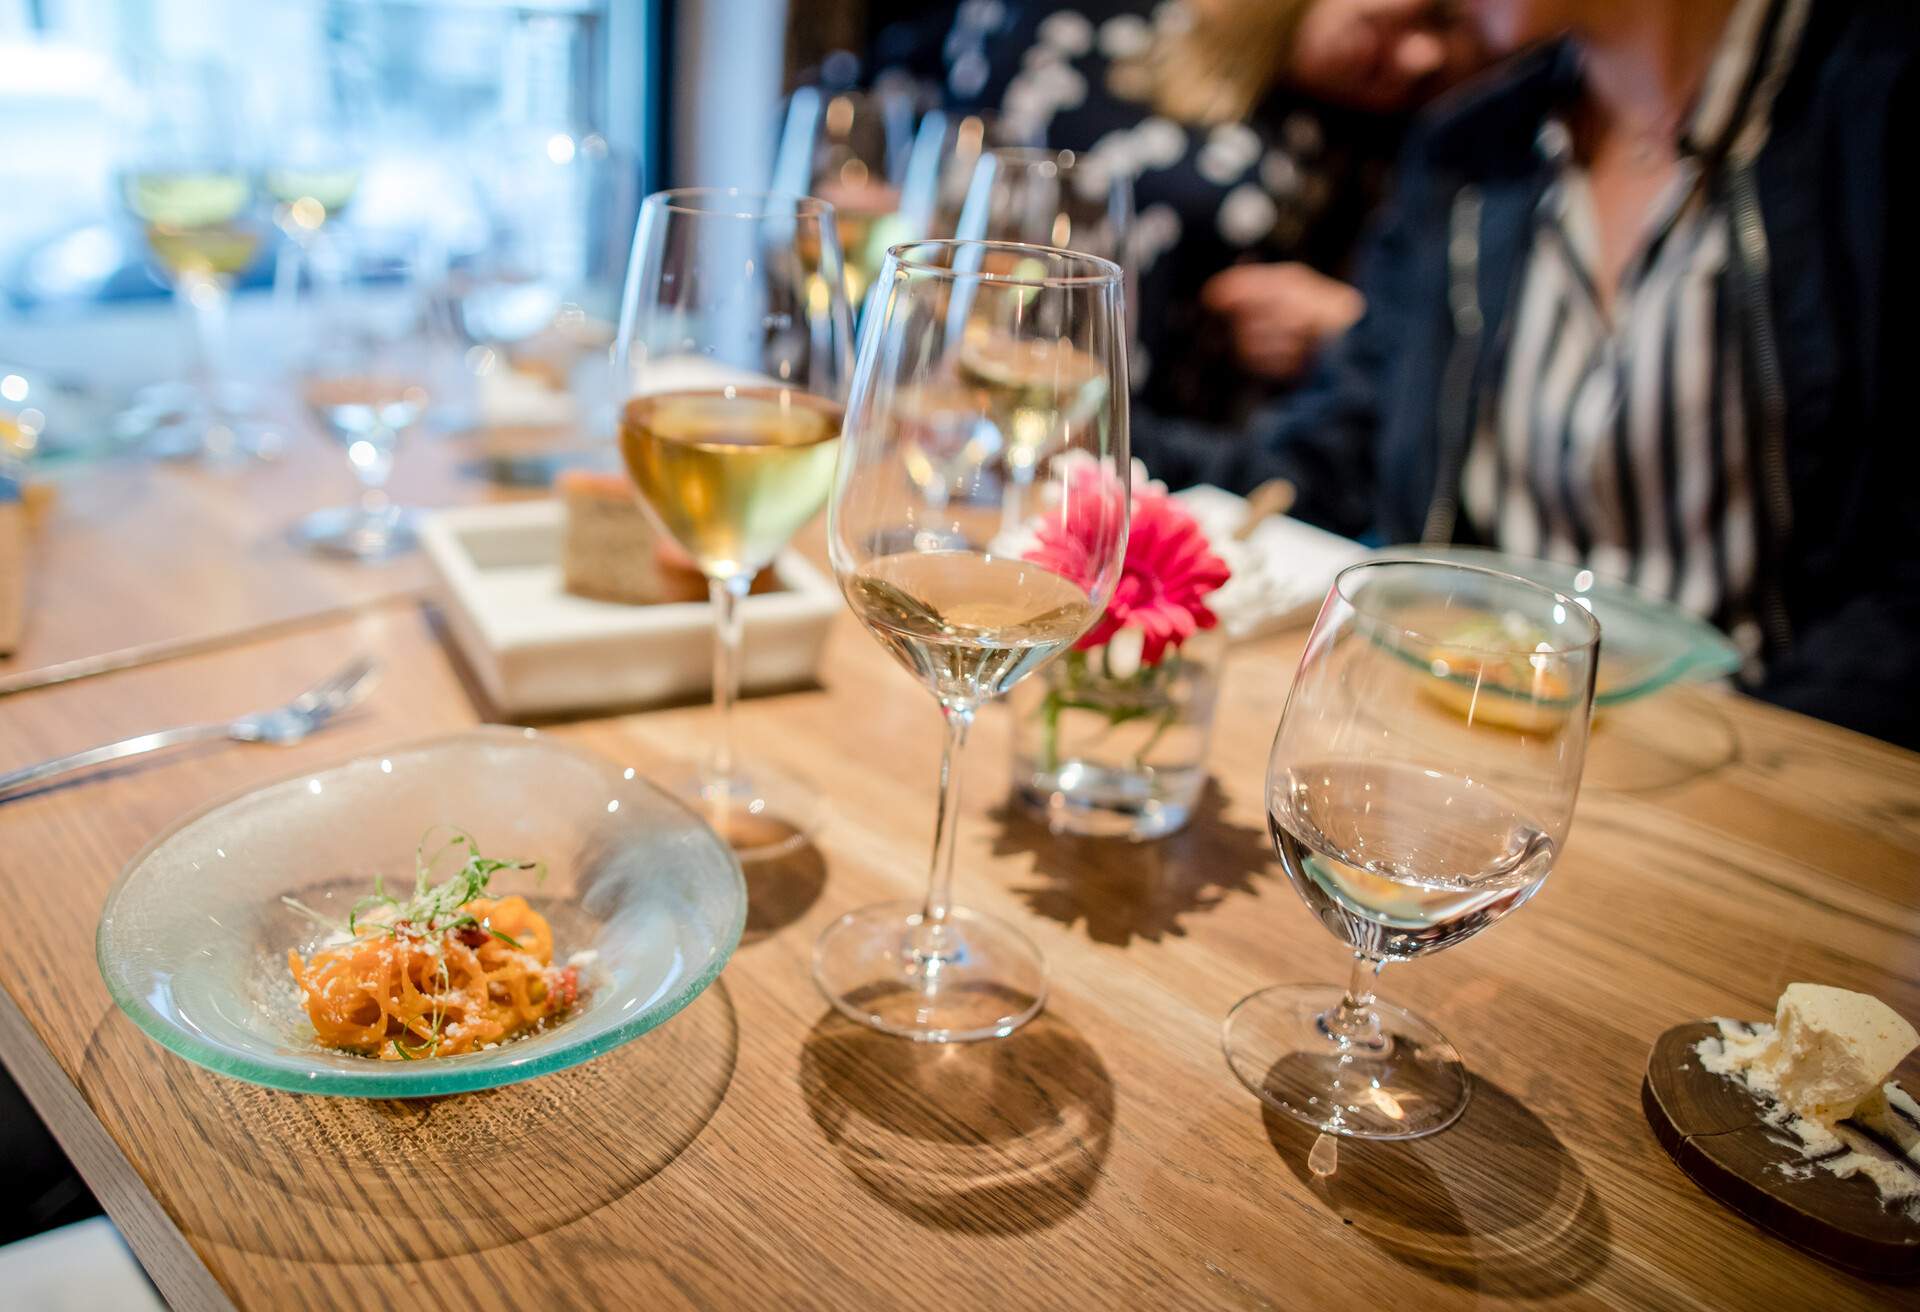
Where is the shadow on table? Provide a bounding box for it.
[799,1010,1113,1235]
[79,980,740,1264]
[739,837,828,944]
[990,778,1270,947]
[1262,1073,1610,1298]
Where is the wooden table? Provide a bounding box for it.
[3,465,1919,1310]
[0,421,524,691]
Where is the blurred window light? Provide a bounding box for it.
[0,0,656,311]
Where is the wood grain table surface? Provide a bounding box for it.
[2,541,1918,1310]
[0,422,537,692]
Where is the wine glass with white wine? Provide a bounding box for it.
[815,239,1129,1041]
[613,189,855,858]
[1226,559,1598,1164]
[953,148,1133,536]
[115,58,275,462]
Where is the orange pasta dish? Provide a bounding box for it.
[285,830,581,1061]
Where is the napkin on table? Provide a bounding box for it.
[1174,484,1367,640]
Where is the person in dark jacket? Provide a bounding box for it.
[1140,0,1920,749]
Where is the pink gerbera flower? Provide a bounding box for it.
[1027,471,1231,667]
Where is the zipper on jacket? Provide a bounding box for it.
[1728,162,1794,656]
[1421,185,1484,545]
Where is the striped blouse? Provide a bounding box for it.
[1460,0,1809,664]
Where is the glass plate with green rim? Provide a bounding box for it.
[96,728,746,1098]
[1375,545,1742,705]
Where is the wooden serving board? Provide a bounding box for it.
[1643,1021,1920,1277]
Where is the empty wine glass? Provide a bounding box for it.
[814,239,1129,1041]
[613,189,855,857]
[290,236,444,561]
[1226,559,1599,1148]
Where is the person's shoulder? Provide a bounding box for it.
[1795,0,1920,97]
[1390,42,1578,184]
[1773,0,1919,143]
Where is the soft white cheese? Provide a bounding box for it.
[1695,985,1920,1216]
[1715,984,1917,1126]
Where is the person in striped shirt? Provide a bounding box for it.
[1141,0,1920,748]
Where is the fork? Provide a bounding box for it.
[0,656,379,799]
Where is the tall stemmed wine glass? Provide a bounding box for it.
[772,87,905,309]
[954,148,1134,535]
[1226,559,1599,1160]
[957,147,1134,266]
[815,239,1129,1041]
[614,189,855,857]
[116,59,274,463]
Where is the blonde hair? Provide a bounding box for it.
[1128,0,1314,125]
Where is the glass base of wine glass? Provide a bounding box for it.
[1222,983,1470,1139]
[120,382,282,464]
[289,504,421,563]
[812,900,1047,1042]
[658,760,818,862]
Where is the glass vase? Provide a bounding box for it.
[1010,628,1222,841]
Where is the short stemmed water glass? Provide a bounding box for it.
[814,239,1130,1041]
[1225,559,1599,1153]
[613,189,855,857]
[290,237,442,562]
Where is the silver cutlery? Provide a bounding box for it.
[0,656,378,799]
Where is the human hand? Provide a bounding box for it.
[1200,263,1365,381]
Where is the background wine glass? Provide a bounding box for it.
[265,60,371,378]
[289,234,445,562]
[895,110,1034,242]
[815,238,1129,1042]
[613,188,854,857]
[115,58,274,463]
[1226,559,1599,1154]
[956,147,1135,266]
[954,147,1134,534]
[771,86,907,310]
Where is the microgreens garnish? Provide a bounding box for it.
[280,826,543,947]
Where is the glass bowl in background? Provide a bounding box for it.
[1381,545,1741,704]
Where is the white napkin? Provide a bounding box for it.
[1174,484,1367,640]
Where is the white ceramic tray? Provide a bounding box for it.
[421,500,840,716]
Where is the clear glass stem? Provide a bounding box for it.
[278,228,351,373]
[179,271,234,439]
[999,459,1035,541]
[914,702,975,960]
[707,573,753,784]
[1323,952,1386,1050]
